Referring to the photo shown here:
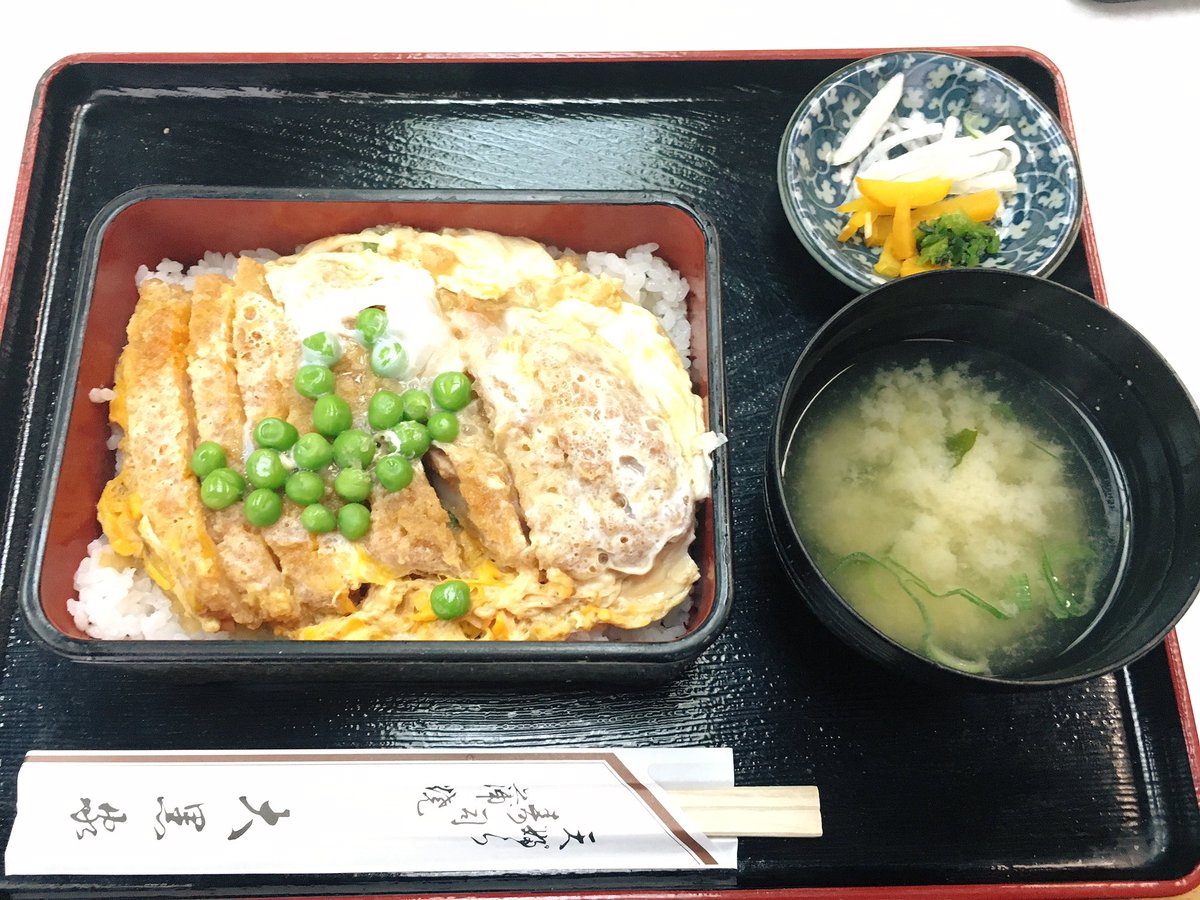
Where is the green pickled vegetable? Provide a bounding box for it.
[916,212,1000,268]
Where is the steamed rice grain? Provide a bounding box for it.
[69,538,227,640]
[585,243,692,361]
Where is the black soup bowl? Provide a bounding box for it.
[765,269,1200,688]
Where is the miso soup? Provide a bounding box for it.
[782,342,1128,676]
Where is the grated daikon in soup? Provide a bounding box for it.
[783,342,1127,676]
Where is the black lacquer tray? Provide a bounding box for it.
[0,49,1197,900]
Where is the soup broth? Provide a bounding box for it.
[783,342,1127,676]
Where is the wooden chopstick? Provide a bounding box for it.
[665,786,822,838]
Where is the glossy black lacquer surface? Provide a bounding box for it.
[0,54,1197,897]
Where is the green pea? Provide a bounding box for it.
[200,467,244,510]
[394,421,432,459]
[430,579,471,620]
[334,468,372,503]
[300,503,336,534]
[301,331,343,367]
[355,308,388,346]
[375,454,414,492]
[399,388,432,423]
[368,389,404,431]
[295,364,336,399]
[190,441,227,479]
[370,337,408,379]
[245,448,287,490]
[285,471,325,505]
[333,429,376,468]
[253,417,299,450]
[293,432,334,470]
[431,371,472,411]
[427,410,459,443]
[312,394,352,437]
[244,488,283,528]
[337,502,371,540]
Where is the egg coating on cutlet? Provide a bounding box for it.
[457,307,695,580]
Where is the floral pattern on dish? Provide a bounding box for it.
[777,51,1083,294]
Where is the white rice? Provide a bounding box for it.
[75,239,696,643]
[584,243,692,362]
[68,537,227,640]
[567,595,695,643]
[135,248,278,291]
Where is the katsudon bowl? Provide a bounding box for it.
[19,186,731,682]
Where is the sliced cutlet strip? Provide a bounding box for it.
[256,246,465,580]
[331,344,464,578]
[365,474,465,578]
[117,279,227,632]
[187,273,296,627]
[231,258,351,620]
[426,401,530,570]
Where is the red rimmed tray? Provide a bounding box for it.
[0,48,1196,899]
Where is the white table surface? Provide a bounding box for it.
[2,0,1199,691]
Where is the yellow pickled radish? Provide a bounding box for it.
[874,236,902,278]
[912,189,1001,226]
[837,211,868,243]
[856,176,953,209]
[865,215,892,248]
[899,256,945,277]
[836,196,891,217]
[892,204,916,260]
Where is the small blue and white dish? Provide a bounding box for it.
[777,51,1083,294]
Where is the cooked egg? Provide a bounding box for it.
[97,225,715,641]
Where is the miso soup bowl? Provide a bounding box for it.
[765,269,1200,689]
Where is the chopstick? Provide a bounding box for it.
[666,786,822,838]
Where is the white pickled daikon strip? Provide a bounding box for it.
[831,74,906,166]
